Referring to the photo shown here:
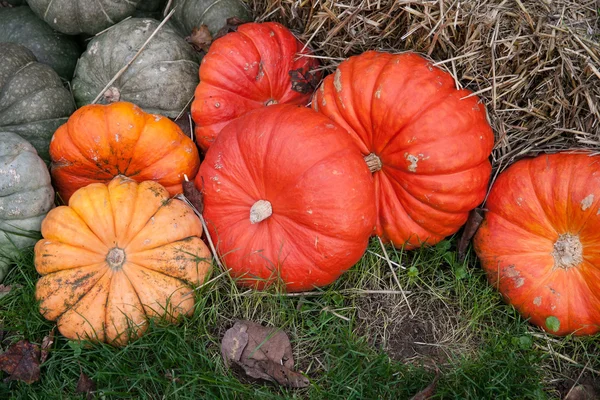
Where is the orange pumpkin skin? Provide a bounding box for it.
[474,153,600,336]
[34,176,212,346]
[313,51,494,249]
[190,22,321,152]
[197,105,376,292]
[50,101,200,203]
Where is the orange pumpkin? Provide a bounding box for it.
[35,176,212,346]
[474,153,600,336]
[50,101,200,203]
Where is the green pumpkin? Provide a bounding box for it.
[26,0,140,35]
[0,43,75,162]
[72,18,200,118]
[0,132,54,282]
[0,6,80,79]
[168,0,251,36]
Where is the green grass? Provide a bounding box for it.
[0,238,598,399]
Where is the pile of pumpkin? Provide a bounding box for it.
[1,0,598,347]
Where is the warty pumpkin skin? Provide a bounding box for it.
[474,153,600,336]
[50,101,200,203]
[313,51,494,249]
[0,132,54,282]
[191,22,321,152]
[72,18,200,118]
[197,105,376,292]
[35,176,212,346]
[0,43,75,162]
[0,6,81,80]
[26,0,140,35]
[168,0,250,36]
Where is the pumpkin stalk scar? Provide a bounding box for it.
[265,99,278,106]
[364,153,382,173]
[250,200,273,224]
[552,234,583,270]
[106,247,126,270]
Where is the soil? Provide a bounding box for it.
[555,373,600,400]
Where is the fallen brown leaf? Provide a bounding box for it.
[182,180,204,214]
[75,372,96,399]
[457,208,485,260]
[186,25,213,53]
[289,67,320,95]
[173,112,194,139]
[222,320,309,388]
[213,17,246,41]
[410,369,440,400]
[0,340,41,384]
[40,328,55,364]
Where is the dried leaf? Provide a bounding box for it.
[221,320,308,388]
[0,285,11,299]
[289,67,320,95]
[410,370,439,400]
[457,208,485,260]
[40,328,55,364]
[565,384,599,400]
[182,180,204,214]
[0,340,41,384]
[75,372,96,399]
[186,25,213,53]
[213,17,246,41]
[173,112,194,139]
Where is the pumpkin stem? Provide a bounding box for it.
[106,247,126,270]
[103,87,121,103]
[552,234,583,270]
[250,200,272,224]
[364,153,382,173]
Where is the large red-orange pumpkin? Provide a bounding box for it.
[474,153,600,336]
[197,105,376,292]
[191,22,321,152]
[35,176,212,346]
[50,101,200,203]
[313,51,495,249]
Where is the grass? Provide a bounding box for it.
[1,237,598,399]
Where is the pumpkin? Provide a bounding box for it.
[313,51,494,249]
[0,43,75,162]
[191,22,321,151]
[0,6,80,79]
[35,175,212,345]
[72,18,200,119]
[134,0,166,18]
[26,0,140,35]
[50,101,200,203]
[0,132,54,282]
[168,0,250,37]
[474,153,600,336]
[197,105,376,292]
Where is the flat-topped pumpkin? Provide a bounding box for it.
[35,176,212,345]
[474,153,600,336]
[50,101,200,203]
[313,51,495,249]
[0,132,54,282]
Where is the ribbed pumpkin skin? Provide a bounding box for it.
[313,51,494,249]
[35,176,212,346]
[191,22,321,151]
[26,0,140,35]
[50,102,200,203]
[474,153,600,336]
[72,18,199,118]
[0,6,80,80]
[197,105,376,292]
[169,0,250,36]
[0,43,75,162]
[0,132,54,282]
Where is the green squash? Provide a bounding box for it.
[168,0,251,36]
[72,18,200,118]
[0,132,54,282]
[0,43,75,162]
[26,0,141,35]
[0,6,80,79]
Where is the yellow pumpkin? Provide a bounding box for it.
[35,176,212,346]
